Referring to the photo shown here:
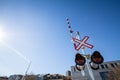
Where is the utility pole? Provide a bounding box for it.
[21,61,31,80]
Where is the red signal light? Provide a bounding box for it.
[91,51,104,64]
[75,53,86,65]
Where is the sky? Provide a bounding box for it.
[0,0,120,76]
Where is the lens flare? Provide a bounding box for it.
[1,41,30,63]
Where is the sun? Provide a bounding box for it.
[0,28,6,41]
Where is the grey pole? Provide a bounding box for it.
[76,31,95,80]
[22,61,31,80]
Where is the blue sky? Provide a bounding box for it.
[0,0,120,76]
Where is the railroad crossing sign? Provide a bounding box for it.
[66,18,104,80]
[72,36,93,51]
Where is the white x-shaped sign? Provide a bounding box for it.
[72,36,93,51]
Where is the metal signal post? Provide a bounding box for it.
[76,32,95,80]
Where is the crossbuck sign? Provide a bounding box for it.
[72,36,93,51]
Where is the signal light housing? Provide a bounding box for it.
[75,53,86,65]
[75,64,85,71]
[91,51,104,64]
[89,62,99,70]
